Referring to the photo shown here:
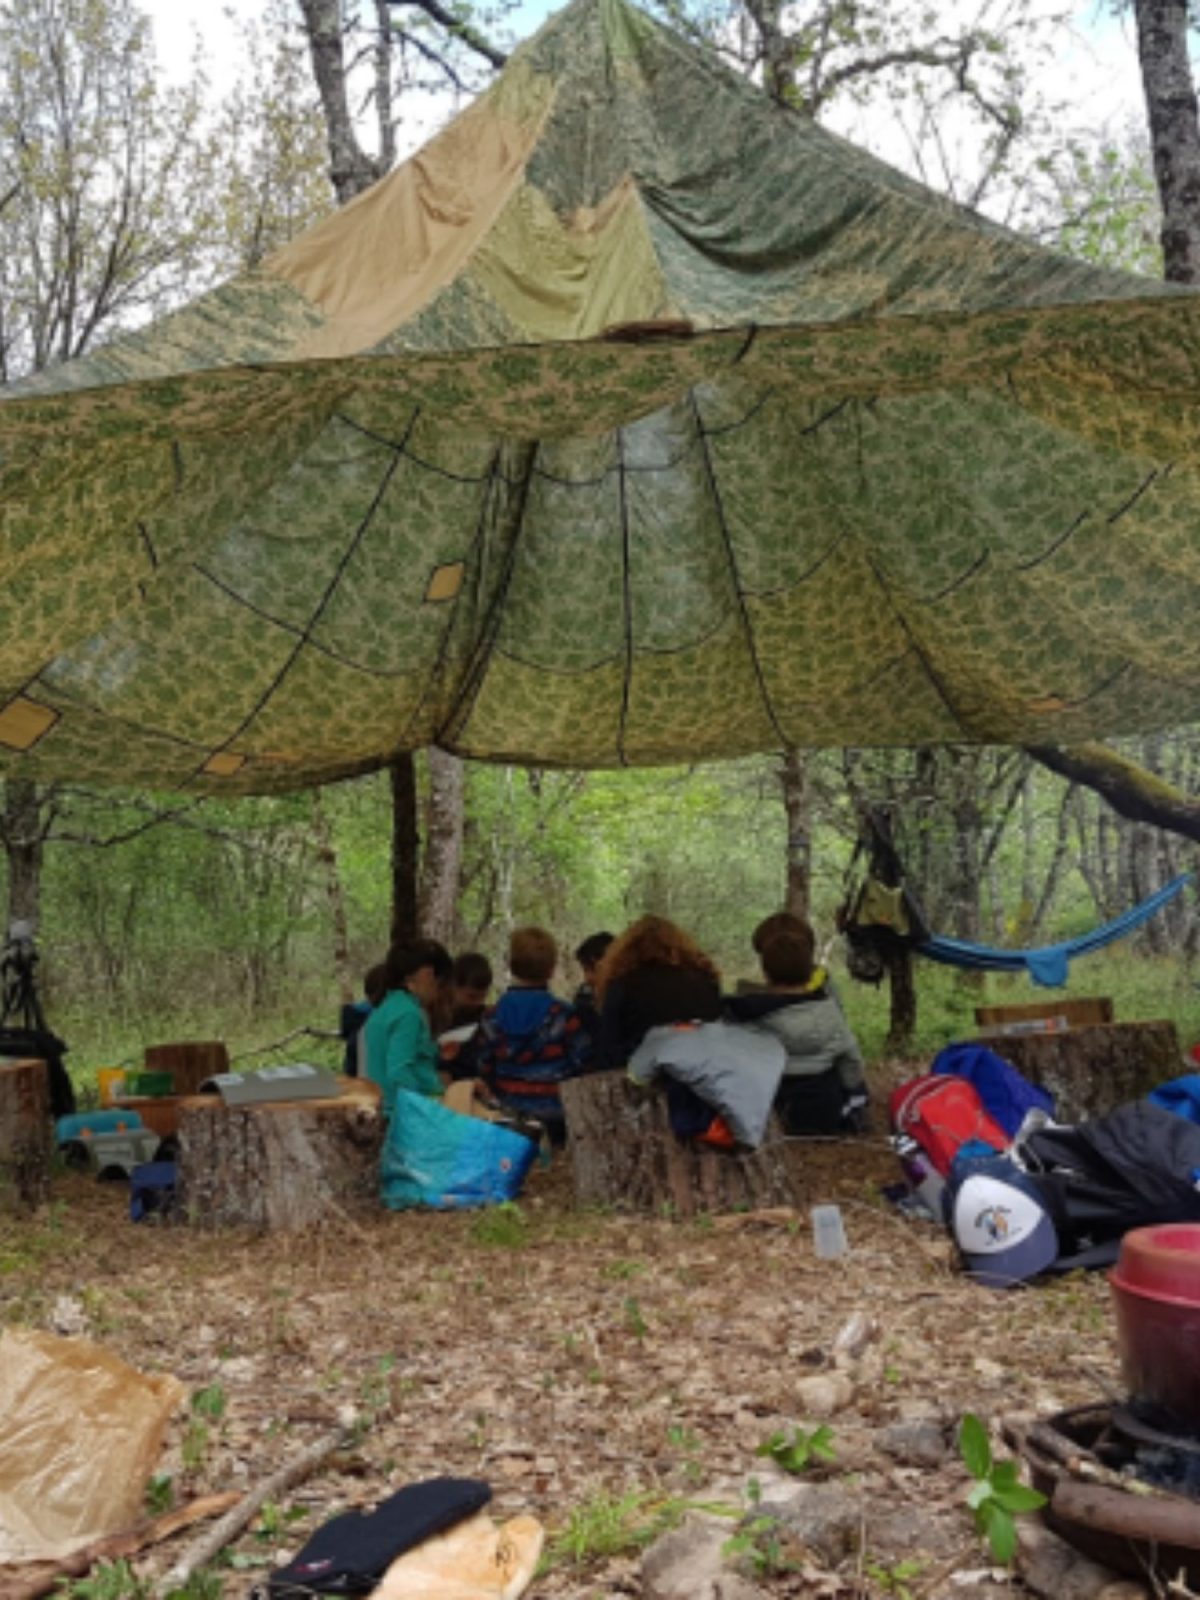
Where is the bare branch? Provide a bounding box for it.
[384,0,507,70]
[393,25,469,92]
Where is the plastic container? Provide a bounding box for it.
[1110,1224,1200,1430]
[122,1070,174,1098]
[96,1067,126,1108]
[811,1204,848,1259]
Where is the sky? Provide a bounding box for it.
[139,0,1151,186]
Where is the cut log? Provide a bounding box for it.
[560,1071,799,1219]
[976,1019,1182,1121]
[142,1040,230,1097]
[0,1059,50,1214]
[176,1077,382,1231]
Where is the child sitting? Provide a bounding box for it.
[458,926,585,1141]
[571,930,613,1047]
[726,922,867,1135]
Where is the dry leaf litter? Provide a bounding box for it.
[0,1141,1130,1599]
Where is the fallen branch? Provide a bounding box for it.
[0,1493,240,1600]
[1052,1478,1200,1550]
[158,1429,348,1595]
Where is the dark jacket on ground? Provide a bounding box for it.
[594,963,723,1071]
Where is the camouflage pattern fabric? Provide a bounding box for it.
[2,0,1200,792]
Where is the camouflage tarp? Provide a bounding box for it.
[3,0,1200,791]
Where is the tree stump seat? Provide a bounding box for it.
[176,1075,382,1231]
[560,1070,799,1219]
[0,1058,50,1214]
[977,1019,1182,1122]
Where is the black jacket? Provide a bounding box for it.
[594,965,722,1070]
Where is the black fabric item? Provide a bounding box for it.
[0,1026,74,1117]
[594,965,722,1070]
[775,1068,846,1136]
[725,988,828,1023]
[1022,1101,1200,1267]
[268,1477,491,1595]
[338,1003,369,1078]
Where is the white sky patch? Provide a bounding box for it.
[141,0,1151,194]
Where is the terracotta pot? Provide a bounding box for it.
[1110,1224,1200,1432]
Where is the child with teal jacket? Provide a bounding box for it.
[364,939,452,1118]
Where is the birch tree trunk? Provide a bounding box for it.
[419,748,466,944]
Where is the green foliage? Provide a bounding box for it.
[469,1202,528,1249]
[143,1474,174,1516]
[59,1561,150,1600]
[540,1489,703,1571]
[755,1424,836,1474]
[722,1514,798,1579]
[190,1383,227,1421]
[255,1501,308,1540]
[866,1557,925,1599]
[959,1414,1046,1564]
[622,1296,649,1339]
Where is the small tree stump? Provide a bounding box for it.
[0,1058,50,1213]
[560,1071,799,1219]
[176,1078,382,1231]
[143,1040,230,1097]
[977,1020,1182,1122]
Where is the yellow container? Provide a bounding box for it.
[96,1068,127,1108]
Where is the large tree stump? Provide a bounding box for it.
[0,1058,50,1213]
[560,1071,799,1219]
[176,1078,382,1231]
[977,1020,1182,1122]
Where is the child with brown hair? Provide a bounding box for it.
[727,921,867,1135]
[456,926,586,1141]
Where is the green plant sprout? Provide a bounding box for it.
[755,1424,836,1474]
[959,1413,1046,1564]
[866,1557,925,1599]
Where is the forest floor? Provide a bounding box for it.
[0,1138,1126,1600]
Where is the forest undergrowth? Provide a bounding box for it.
[50,950,1200,1103]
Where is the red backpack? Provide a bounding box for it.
[889,1074,1009,1177]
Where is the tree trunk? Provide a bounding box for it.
[884,944,917,1057]
[560,1071,799,1219]
[0,1058,50,1213]
[297,0,382,204]
[310,793,353,1001]
[390,753,420,944]
[976,1020,1181,1122]
[1,778,47,931]
[1134,0,1200,283]
[419,748,466,945]
[780,748,811,919]
[176,1080,382,1231]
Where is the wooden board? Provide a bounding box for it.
[175,1076,382,1231]
[974,997,1113,1030]
[560,1070,799,1219]
[976,1019,1181,1121]
[0,1058,50,1213]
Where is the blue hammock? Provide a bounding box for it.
[919,873,1193,987]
